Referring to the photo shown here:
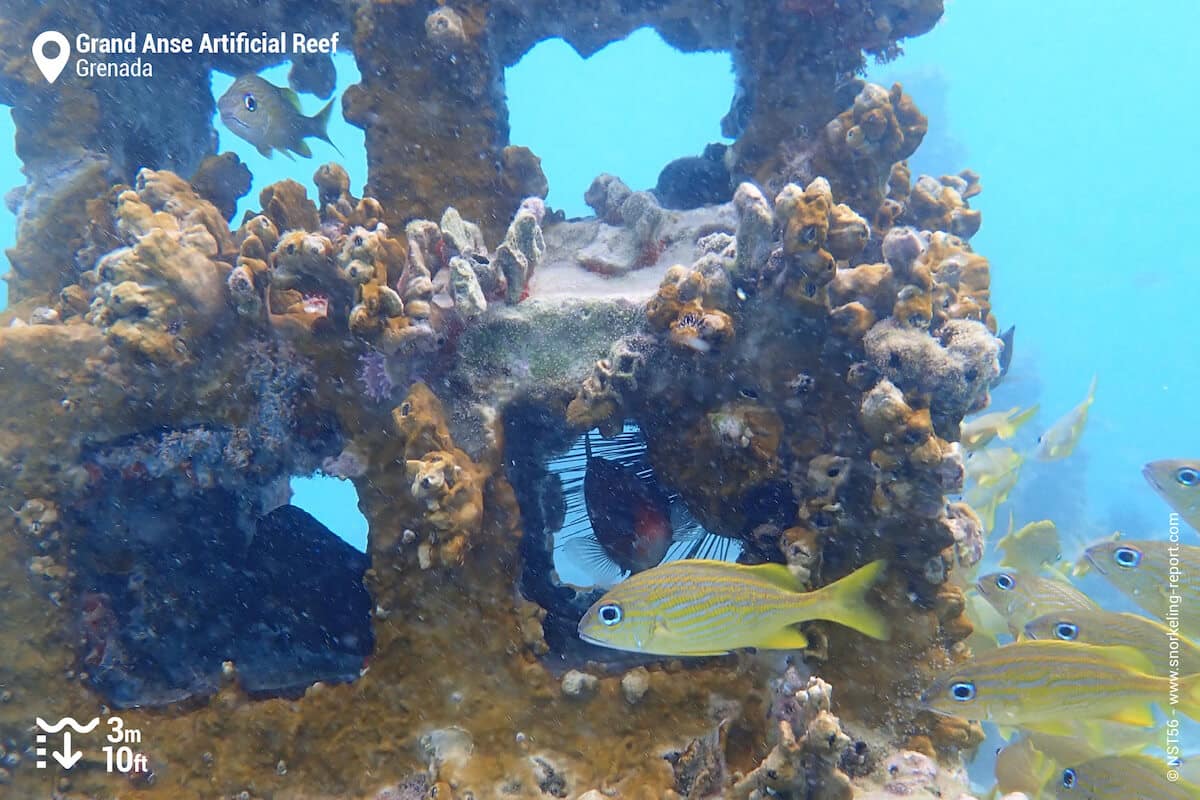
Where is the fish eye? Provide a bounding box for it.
[950,681,976,702]
[598,603,622,626]
[1176,467,1200,486]
[1113,546,1142,568]
[1061,768,1077,789]
[994,573,1015,591]
[1054,622,1079,640]
[242,93,257,112]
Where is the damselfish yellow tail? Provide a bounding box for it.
[804,560,891,641]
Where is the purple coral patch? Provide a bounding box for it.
[358,348,394,403]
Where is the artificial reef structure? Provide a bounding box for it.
[0,0,1005,798]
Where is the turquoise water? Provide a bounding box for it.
[2,2,1198,793]
[210,55,366,223]
[507,27,733,218]
[867,0,1200,542]
[5,4,1197,539]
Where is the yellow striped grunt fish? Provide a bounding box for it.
[993,729,1180,796]
[963,589,1008,653]
[1143,459,1200,532]
[993,732,1099,799]
[997,517,1061,575]
[964,469,1020,534]
[960,404,1039,451]
[921,640,1200,731]
[976,571,1097,636]
[1082,539,1200,639]
[1025,608,1200,674]
[1051,753,1200,800]
[965,446,1024,490]
[577,559,889,656]
[1034,375,1097,461]
[995,719,1172,788]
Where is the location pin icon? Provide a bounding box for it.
[32,31,70,84]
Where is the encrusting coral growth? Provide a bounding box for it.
[0,0,1021,797]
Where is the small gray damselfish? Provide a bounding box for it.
[218,74,341,159]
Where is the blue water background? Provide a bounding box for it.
[1,1,1198,779]
[3,5,1197,543]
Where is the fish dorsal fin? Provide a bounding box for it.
[741,562,802,590]
[280,86,302,110]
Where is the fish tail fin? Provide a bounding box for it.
[1181,673,1200,722]
[309,99,343,155]
[802,560,891,641]
[998,404,1039,438]
[668,501,709,545]
[559,533,625,587]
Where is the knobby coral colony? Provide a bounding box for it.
[0,1,1012,798]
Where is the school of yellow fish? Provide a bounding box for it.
[575,372,1200,798]
[929,375,1200,799]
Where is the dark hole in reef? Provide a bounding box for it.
[506,401,739,666]
[73,353,368,709]
[739,479,796,532]
[71,486,373,708]
[508,401,593,658]
[810,509,836,529]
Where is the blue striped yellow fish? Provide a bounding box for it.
[993,732,1099,799]
[1034,375,1097,461]
[976,571,1097,636]
[1052,753,1199,800]
[1143,459,1200,532]
[1025,608,1200,674]
[997,518,1061,575]
[1082,539,1200,639]
[961,404,1039,450]
[965,446,1024,490]
[577,559,889,656]
[921,640,1200,731]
